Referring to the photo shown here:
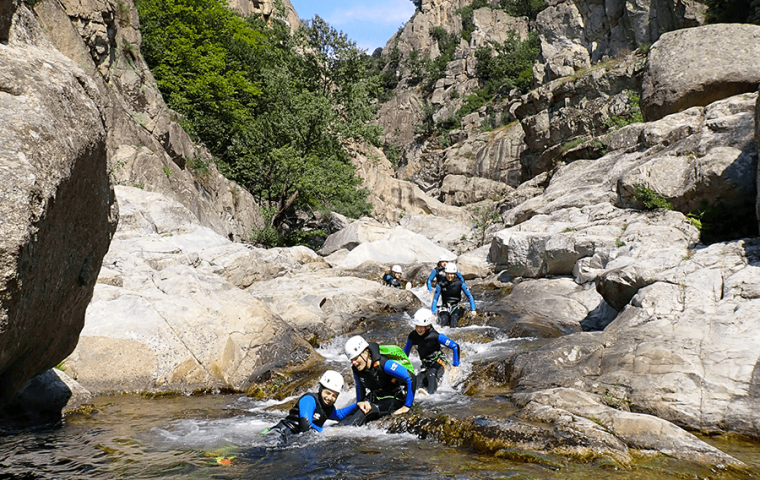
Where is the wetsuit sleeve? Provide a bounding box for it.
[383,360,415,408]
[353,371,365,403]
[462,281,476,311]
[438,333,460,366]
[403,336,413,356]
[432,286,441,313]
[331,403,359,420]
[427,269,437,292]
[297,395,323,432]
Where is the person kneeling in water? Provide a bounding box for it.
[340,335,415,426]
[404,308,459,395]
[382,265,403,288]
[264,370,357,444]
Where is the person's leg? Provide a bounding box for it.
[265,421,296,445]
[439,310,451,327]
[339,403,381,426]
[415,370,429,391]
[374,397,404,418]
[450,306,464,327]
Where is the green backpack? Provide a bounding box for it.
[378,344,415,375]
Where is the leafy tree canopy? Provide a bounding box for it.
[137,0,381,246]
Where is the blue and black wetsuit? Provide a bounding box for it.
[267,391,357,444]
[426,265,447,292]
[341,342,415,426]
[383,273,402,288]
[404,327,460,394]
[432,276,475,328]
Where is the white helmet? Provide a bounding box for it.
[345,335,369,360]
[438,255,449,263]
[391,265,402,273]
[413,308,435,327]
[319,370,344,392]
[444,263,458,274]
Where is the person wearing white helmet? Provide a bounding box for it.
[382,265,404,289]
[340,335,415,426]
[403,308,460,395]
[426,254,457,293]
[432,263,476,327]
[264,370,357,444]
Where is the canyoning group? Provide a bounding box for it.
[266,256,471,443]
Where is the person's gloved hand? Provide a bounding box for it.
[471,310,477,316]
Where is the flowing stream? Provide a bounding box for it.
[2,288,760,479]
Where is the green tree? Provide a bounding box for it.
[137,0,380,245]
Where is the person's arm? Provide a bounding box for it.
[438,333,460,366]
[331,403,359,421]
[431,286,441,313]
[297,395,323,432]
[403,337,413,357]
[426,269,437,292]
[462,281,476,311]
[353,371,365,402]
[383,360,415,408]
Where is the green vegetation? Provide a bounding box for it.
[605,90,644,129]
[560,136,589,152]
[383,143,402,168]
[470,204,500,247]
[474,31,540,97]
[633,184,672,210]
[162,166,172,178]
[137,0,379,246]
[500,0,547,19]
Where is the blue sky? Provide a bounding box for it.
[289,0,417,53]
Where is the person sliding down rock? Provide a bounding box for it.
[432,263,476,328]
[382,265,403,288]
[404,308,459,395]
[263,370,357,445]
[340,335,415,426]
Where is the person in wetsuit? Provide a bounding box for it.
[264,370,357,444]
[426,255,452,293]
[340,335,415,426]
[432,263,476,328]
[382,265,403,288]
[404,308,460,395]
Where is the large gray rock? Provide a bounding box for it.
[0,6,117,408]
[66,187,311,394]
[351,143,471,225]
[513,388,744,467]
[499,239,760,438]
[331,226,456,270]
[641,24,760,121]
[533,0,705,84]
[502,93,758,230]
[319,217,390,256]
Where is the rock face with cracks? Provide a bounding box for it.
[0,5,117,408]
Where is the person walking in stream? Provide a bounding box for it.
[264,370,357,445]
[340,335,415,426]
[432,263,476,328]
[404,308,460,395]
[427,255,457,293]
